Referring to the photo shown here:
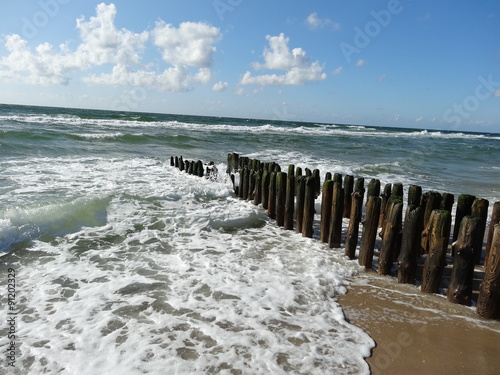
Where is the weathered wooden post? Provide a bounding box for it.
[453,194,476,243]
[398,205,423,283]
[179,156,184,171]
[421,191,442,254]
[320,180,334,243]
[253,170,262,206]
[359,195,382,269]
[477,224,500,319]
[175,156,179,168]
[285,165,295,230]
[302,176,316,238]
[276,172,287,227]
[170,156,174,166]
[421,210,452,293]
[313,169,321,198]
[328,181,344,248]
[407,185,422,208]
[241,167,249,199]
[227,152,239,174]
[378,196,403,275]
[247,169,256,200]
[268,171,277,219]
[447,216,482,305]
[471,198,489,264]
[440,193,455,214]
[343,175,354,218]
[367,179,380,200]
[379,183,392,227]
[295,176,306,234]
[345,192,363,259]
[261,170,270,210]
[485,202,500,268]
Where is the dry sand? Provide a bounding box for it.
[338,271,500,375]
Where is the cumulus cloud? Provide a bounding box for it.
[0,3,221,92]
[240,33,326,86]
[305,12,340,30]
[212,81,229,91]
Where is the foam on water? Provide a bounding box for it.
[0,159,374,374]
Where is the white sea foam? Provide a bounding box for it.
[0,158,374,374]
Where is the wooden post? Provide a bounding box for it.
[276,172,287,227]
[179,156,184,171]
[453,194,476,243]
[295,167,302,196]
[343,175,354,218]
[241,167,249,199]
[421,191,442,254]
[407,185,422,208]
[295,176,306,234]
[398,206,423,284]
[477,224,500,319]
[268,171,277,219]
[328,181,344,248]
[285,165,295,230]
[325,172,332,182]
[359,196,382,269]
[367,179,381,199]
[421,210,452,293]
[320,180,334,243]
[447,216,481,305]
[174,156,179,168]
[313,169,321,198]
[261,170,270,210]
[170,156,174,166]
[353,178,365,219]
[302,177,316,238]
[378,197,403,275]
[248,169,256,200]
[485,202,500,268]
[471,198,489,264]
[226,152,239,174]
[440,193,455,213]
[345,192,363,259]
[253,170,262,206]
[379,183,392,227]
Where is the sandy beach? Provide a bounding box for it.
[339,270,500,375]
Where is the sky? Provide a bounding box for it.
[0,0,499,133]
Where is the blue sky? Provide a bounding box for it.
[0,0,499,132]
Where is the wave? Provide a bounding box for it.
[1,113,499,141]
[0,195,111,255]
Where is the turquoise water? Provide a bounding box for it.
[0,103,499,374]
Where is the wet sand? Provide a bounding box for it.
[338,271,500,375]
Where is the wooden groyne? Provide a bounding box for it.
[171,153,500,320]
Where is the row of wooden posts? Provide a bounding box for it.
[170,153,500,320]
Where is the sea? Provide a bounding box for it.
[0,103,499,374]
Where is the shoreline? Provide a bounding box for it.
[338,271,500,374]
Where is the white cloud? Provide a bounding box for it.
[332,66,343,75]
[240,33,326,86]
[494,89,500,97]
[0,3,221,92]
[305,12,340,30]
[152,21,221,68]
[355,59,365,67]
[212,81,229,91]
[415,116,424,122]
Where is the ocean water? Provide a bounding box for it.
[0,103,499,374]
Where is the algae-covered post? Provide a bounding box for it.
[477,224,500,319]
[276,172,287,227]
[295,176,306,234]
[359,195,381,270]
[345,192,363,259]
[320,180,334,243]
[343,175,354,218]
[285,165,295,230]
[485,202,500,268]
[398,205,423,284]
[421,210,452,293]
[447,216,482,305]
[328,181,344,248]
[302,176,316,238]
